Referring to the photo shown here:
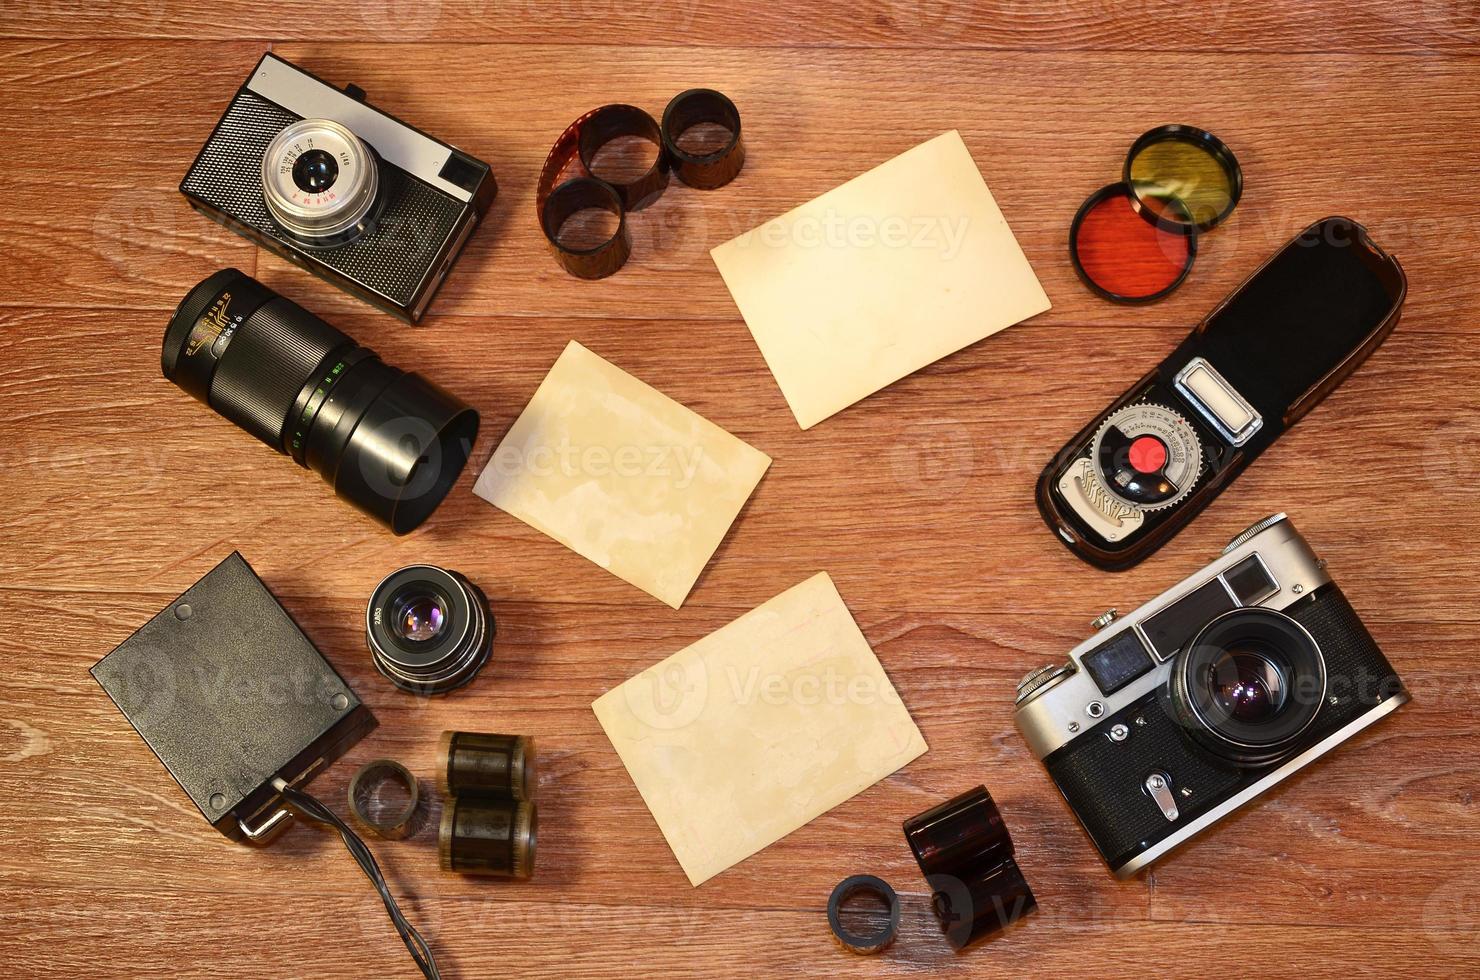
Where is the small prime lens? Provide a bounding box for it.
[1169,607,1326,766]
[162,270,479,534]
[367,565,494,696]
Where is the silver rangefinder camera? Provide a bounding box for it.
[1015,514,1408,877]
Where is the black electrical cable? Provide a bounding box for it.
[274,779,441,979]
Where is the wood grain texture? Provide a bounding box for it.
[1,6,1479,978]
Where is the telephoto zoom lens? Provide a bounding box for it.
[163,270,479,534]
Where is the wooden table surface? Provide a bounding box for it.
[3,2,1479,977]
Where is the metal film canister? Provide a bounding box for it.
[437,730,536,802]
[439,796,537,879]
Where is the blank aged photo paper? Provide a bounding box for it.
[473,341,770,608]
[711,130,1050,429]
[592,572,927,885]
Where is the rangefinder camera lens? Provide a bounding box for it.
[367,565,494,696]
[162,269,479,534]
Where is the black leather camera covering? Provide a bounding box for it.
[91,552,375,840]
[1039,217,1407,570]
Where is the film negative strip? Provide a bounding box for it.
[902,785,1037,950]
[537,91,745,279]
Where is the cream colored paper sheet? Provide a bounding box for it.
[710,130,1051,429]
[472,341,770,609]
[592,572,927,886]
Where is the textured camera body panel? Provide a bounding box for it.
[180,54,494,322]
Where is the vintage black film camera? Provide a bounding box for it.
[1014,514,1408,877]
[181,53,496,322]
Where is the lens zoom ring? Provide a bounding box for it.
[209,297,349,449]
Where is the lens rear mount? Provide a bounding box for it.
[367,565,494,696]
[1169,607,1326,766]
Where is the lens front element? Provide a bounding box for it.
[1206,646,1288,724]
[1170,607,1326,766]
[395,593,447,643]
[292,148,340,194]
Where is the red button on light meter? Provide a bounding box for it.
[1128,436,1168,474]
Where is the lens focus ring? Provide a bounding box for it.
[208,297,354,449]
[261,118,381,245]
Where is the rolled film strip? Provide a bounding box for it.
[903,785,1037,950]
[537,92,744,279]
[437,730,537,802]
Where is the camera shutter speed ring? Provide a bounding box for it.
[261,118,382,246]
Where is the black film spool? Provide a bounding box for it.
[661,88,745,190]
[826,875,900,955]
[347,759,421,840]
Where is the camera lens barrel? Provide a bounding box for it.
[1169,607,1327,766]
[163,270,479,534]
[366,565,494,696]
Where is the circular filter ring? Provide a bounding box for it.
[1069,182,1198,303]
[1123,124,1242,233]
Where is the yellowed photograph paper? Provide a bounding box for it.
[592,572,927,885]
[472,341,770,608]
[711,130,1051,429]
